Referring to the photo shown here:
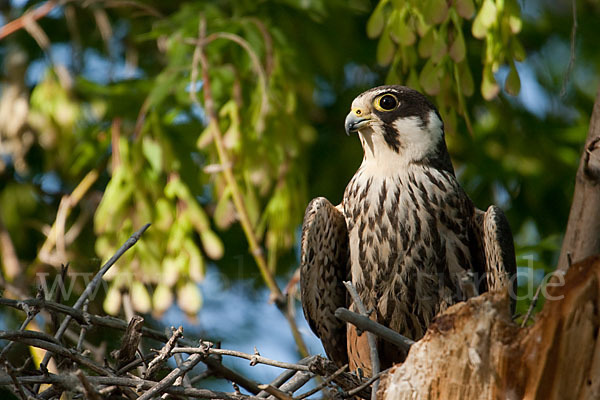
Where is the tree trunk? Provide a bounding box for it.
[378,255,600,400]
[557,85,600,271]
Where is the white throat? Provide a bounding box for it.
[357,110,443,176]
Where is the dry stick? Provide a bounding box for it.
[0,374,258,400]
[0,0,58,40]
[39,223,150,373]
[257,384,293,400]
[75,370,102,400]
[343,281,380,400]
[294,364,348,400]
[76,300,90,353]
[267,370,312,400]
[335,307,414,351]
[145,326,184,378]
[257,356,316,398]
[4,361,28,400]
[191,16,309,357]
[343,369,387,399]
[561,0,578,97]
[0,299,262,394]
[137,352,205,400]
[172,346,310,372]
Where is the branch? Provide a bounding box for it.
[0,0,58,40]
[39,223,150,370]
[343,281,380,400]
[335,307,414,352]
[172,345,311,371]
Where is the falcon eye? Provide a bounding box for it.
[374,94,399,112]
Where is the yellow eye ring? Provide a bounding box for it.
[374,93,399,112]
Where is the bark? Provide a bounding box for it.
[378,255,600,400]
[558,85,600,271]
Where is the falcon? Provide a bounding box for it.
[300,85,516,375]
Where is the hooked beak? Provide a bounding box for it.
[345,111,372,135]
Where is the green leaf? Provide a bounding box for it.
[390,10,416,46]
[200,230,224,260]
[423,0,448,25]
[376,27,396,66]
[177,282,203,316]
[419,60,440,95]
[449,30,466,62]
[142,137,163,174]
[103,284,122,316]
[367,0,388,39]
[505,62,521,95]
[152,284,174,316]
[458,61,474,97]
[472,0,497,39]
[431,30,447,63]
[418,29,435,58]
[512,38,526,62]
[481,65,499,100]
[455,0,475,19]
[131,281,152,313]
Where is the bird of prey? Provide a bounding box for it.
[300,85,516,375]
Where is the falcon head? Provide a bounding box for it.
[345,85,452,171]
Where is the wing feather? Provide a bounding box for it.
[300,197,349,367]
[473,205,517,311]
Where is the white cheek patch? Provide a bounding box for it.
[392,110,443,161]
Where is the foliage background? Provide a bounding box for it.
[0,0,599,391]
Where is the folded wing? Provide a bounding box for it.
[300,197,350,367]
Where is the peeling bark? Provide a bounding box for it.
[558,85,600,271]
[379,255,600,400]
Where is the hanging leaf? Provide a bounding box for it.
[200,229,225,260]
[418,29,435,58]
[455,0,475,19]
[449,30,466,62]
[367,0,388,38]
[458,61,474,97]
[505,62,521,95]
[481,65,500,100]
[390,10,416,46]
[177,282,203,316]
[376,27,396,66]
[431,30,447,64]
[419,60,440,95]
[152,284,174,316]
[472,0,497,39]
[423,0,448,25]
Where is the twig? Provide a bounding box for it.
[307,356,371,399]
[137,352,205,400]
[191,17,281,304]
[0,297,263,394]
[0,374,258,400]
[343,281,380,400]
[257,356,316,398]
[114,315,145,369]
[560,0,578,97]
[40,223,151,370]
[294,364,347,400]
[145,326,184,378]
[521,280,544,328]
[0,0,58,40]
[172,346,311,371]
[76,299,90,353]
[272,370,312,398]
[335,307,414,352]
[75,369,102,400]
[257,384,293,400]
[191,14,309,360]
[4,361,28,400]
[342,369,387,398]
